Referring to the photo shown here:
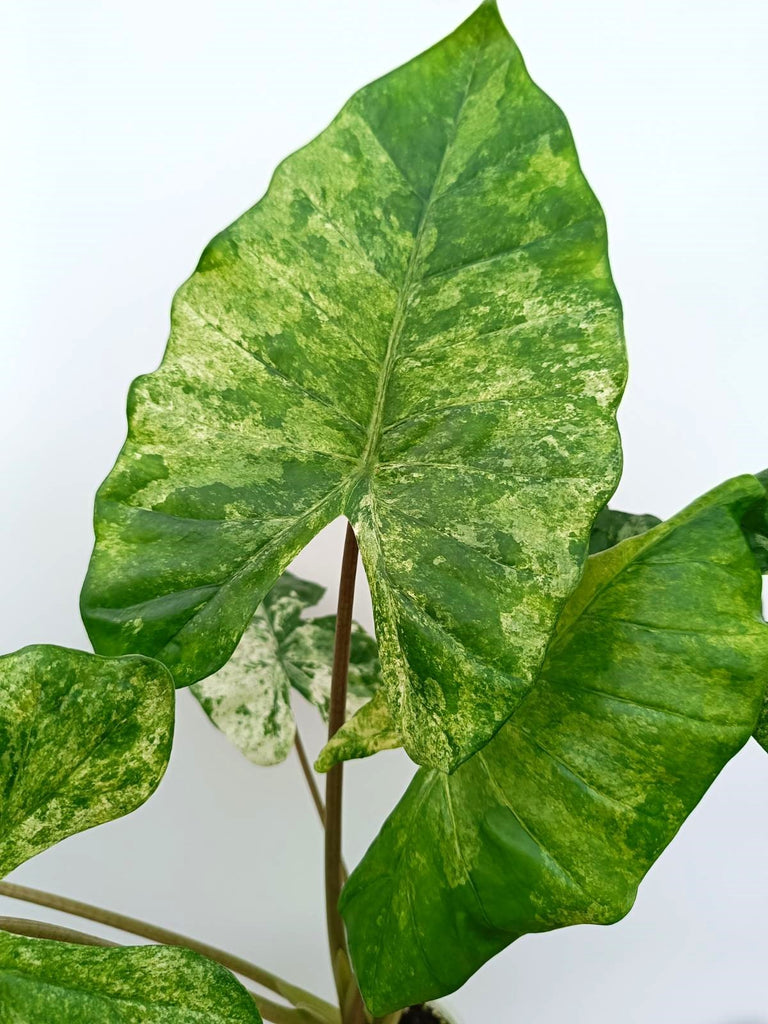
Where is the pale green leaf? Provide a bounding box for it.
[0,646,174,878]
[0,931,262,1022]
[190,572,380,765]
[80,0,625,771]
[315,690,401,773]
[340,476,768,1013]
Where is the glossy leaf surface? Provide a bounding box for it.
[341,477,768,1013]
[81,0,625,770]
[0,646,174,877]
[191,572,380,765]
[0,931,262,1022]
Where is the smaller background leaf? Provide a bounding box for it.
[191,572,382,765]
[741,468,768,573]
[0,930,262,1022]
[0,646,174,878]
[588,507,661,554]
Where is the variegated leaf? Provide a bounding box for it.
[0,646,174,877]
[191,573,380,765]
[0,931,262,1022]
[340,476,768,1013]
[80,0,625,770]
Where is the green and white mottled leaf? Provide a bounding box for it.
[0,931,262,1022]
[315,690,401,773]
[190,572,380,765]
[0,646,174,878]
[80,0,626,771]
[341,476,768,1014]
[588,506,661,554]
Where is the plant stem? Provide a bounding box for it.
[0,915,118,947]
[295,728,327,826]
[295,728,349,886]
[325,521,364,1024]
[0,915,327,1024]
[0,882,338,1023]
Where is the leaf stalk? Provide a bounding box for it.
[325,521,365,1024]
[0,883,338,1023]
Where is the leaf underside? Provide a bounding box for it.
[340,476,768,1014]
[0,646,174,878]
[0,931,262,1023]
[191,572,380,765]
[80,0,626,771]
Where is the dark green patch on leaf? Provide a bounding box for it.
[588,507,661,554]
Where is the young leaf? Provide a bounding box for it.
[588,506,661,554]
[80,0,626,771]
[315,690,401,773]
[0,930,262,1022]
[0,646,174,877]
[340,476,768,1014]
[190,572,380,765]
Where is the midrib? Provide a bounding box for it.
[357,52,482,479]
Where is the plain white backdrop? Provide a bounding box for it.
[2,1,768,1021]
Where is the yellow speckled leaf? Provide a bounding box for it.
[191,572,381,765]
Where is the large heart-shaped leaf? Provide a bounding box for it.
[191,572,380,765]
[0,646,174,877]
[0,930,262,1022]
[80,0,626,771]
[340,476,768,1013]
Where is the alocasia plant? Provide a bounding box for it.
[3,3,766,1022]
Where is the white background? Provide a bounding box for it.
[2,1,768,1021]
